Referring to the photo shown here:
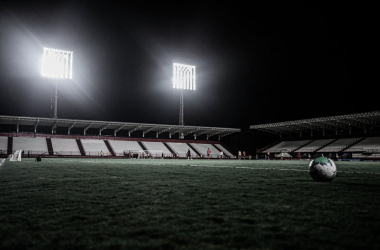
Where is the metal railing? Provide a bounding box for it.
[53,151,82,156]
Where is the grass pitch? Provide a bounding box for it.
[0,158,379,249]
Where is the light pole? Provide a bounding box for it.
[41,47,73,119]
[173,63,196,139]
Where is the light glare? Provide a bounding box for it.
[173,63,196,90]
[42,47,73,79]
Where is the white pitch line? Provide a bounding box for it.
[338,171,380,175]
[236,166,306,172]
[198,165,230,168]
[236,167,380,175]
[42,159,380,175]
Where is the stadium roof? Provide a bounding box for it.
[250,111,380,136]
[0,115,240,140]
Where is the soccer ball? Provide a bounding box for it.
[309,157,337,182]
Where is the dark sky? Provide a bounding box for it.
[1,1,379,130]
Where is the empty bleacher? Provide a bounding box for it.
[108,140,143,156]
[317,138,362,153]
[263,140,311,153]
[0,136,7,154]
[166,142,197,158]
[343,137,380,153]
[213,144,233,157]
[81,139,109,156]
[141,141,172,157]
[295,139,335,153]
[13,137,48,155]
[51,138,81,155]
[0,133,234,159]
[190,143,220,158]
[259,136,380,160]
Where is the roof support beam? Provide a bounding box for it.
[51,122,58,134]
[34,119,39,133]
[68,122,76,135]
[99,124,109,135]
[142,126,156,137]
[169,129,182,137]
[84,124,92,135]
[270,127,292,134]
[256,128,281,135]
[338,120,366,129]
[218,131,235,140]
[114,125,124,137]
[319,121,348,130]
[129,125,141,137]
[351,117,380,127]
[184,129,198,137]
[207,130,221,138]
[314,122,336,131]
[194,129,213,138]
[16,117,20,133]
[192,129,210,139]
[156,128,170,138]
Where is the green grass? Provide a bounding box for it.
[0,158,380,249]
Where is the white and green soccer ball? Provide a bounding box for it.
[309,156,337,182]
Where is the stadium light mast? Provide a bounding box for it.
[41,47,73,119]
[173,63,196,139]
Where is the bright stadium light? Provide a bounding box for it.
[173,63,196,139]
[173,63,196,90]
[42,47,73,79]
[41,47,73,120]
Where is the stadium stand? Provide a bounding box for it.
[0,136,7,155]
[108,140,143,156]
[258,137,380,160]
[103,140,115,156]
[190,143,220,158]
[213,144,233,158]
[317,138,363,153]
[251,111,380,160]
[51,138,81,156]
[166,142,198,158]
[345,137,380,159]
[0,132,233,159]
[263,140,311,153]
[81,139,109,156]
[13,137,48,155]
[0,115,240,159]
[141,141,172,157]
[343,137,380,152]
[294,139,336,153]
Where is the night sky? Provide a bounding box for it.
[1,1,379,131]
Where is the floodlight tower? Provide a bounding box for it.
[173,63,196,139]
[41,47,73,119]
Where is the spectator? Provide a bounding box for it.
[187,148,192,160]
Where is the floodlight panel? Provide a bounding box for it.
[42,47,73,79]
[173,63,196,90]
